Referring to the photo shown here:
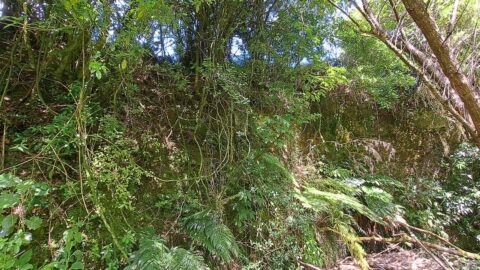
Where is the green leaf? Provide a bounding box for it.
[15,250,32,267]
[0,173,18,189]
[0,192,20,209]
[296,187,383,224]
[63,227,83,253]
[126,233,208,270]
[19,264,33,270]
[121,59,128,70]
[0,214,18,237]
[25,217,42,231]
[70,261,84,269]
[170,247,208,270]
[63,0,81,12]
[63,1,72,11]
[3,258,15,269]
[183,211,240,262]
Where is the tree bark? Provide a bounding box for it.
[341,0,480,147]
[401,0,480,142]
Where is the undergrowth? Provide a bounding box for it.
[0,1,478,269]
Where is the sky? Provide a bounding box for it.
[0,1,4,17]
[0,0,340,65]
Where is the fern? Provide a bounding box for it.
[296,187,383,270]
[183,211,240,262]
[361,186,401,218]
[296,187,382,223]
[316,177,359,196]
[365,175,404,189]
[334,223,369,270]
[170,248,209,270]
[126,234,208,270]
[326,167,353,179]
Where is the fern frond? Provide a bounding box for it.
[361,186,401,218]
[127,235,170,270]
[183,211,240,262]
[365,175,403,189]
[296,187,382,223]
[170,248,208,270]
[317,177,359,196]
[296,187,380,269]
[126,234,209,270]
[334,223,369,270]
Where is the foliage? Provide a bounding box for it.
[0,0,478,269]
[296,184,372,270]
[182,211,240,263]
[297,187,381,223]
[0,174,49,269]
[126,234,208,270]
[302,64,349,102]
[90,137,149,210]
[400,143,480,250]
[337,25,416,108]
[42,228,84,270]
[361,186,398,218]
[12,107,78,158]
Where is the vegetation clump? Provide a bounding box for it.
[0,0,479,269]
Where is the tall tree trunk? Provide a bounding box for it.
[401,0,480,142]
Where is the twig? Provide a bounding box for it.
[325,0,365,32]
[371,243,400,258]
[297,260,322,270]
[404,227,452,270]
[392,218,479,261]
[404,222,463,251]
[1,123,5,170]
[96,206,129,260]
[358,235,480,260]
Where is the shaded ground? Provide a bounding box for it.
[328,246,480,270]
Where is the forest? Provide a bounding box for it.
[0,0,479,269]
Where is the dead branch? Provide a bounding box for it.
[358,235,480,260]
[297,260,322,270]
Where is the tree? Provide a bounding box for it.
[327,0,480,147]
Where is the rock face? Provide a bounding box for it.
[328,247,480,270]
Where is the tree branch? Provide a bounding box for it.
[401,0,480,143]
[359,235,480,260]
[325,0,367,33]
